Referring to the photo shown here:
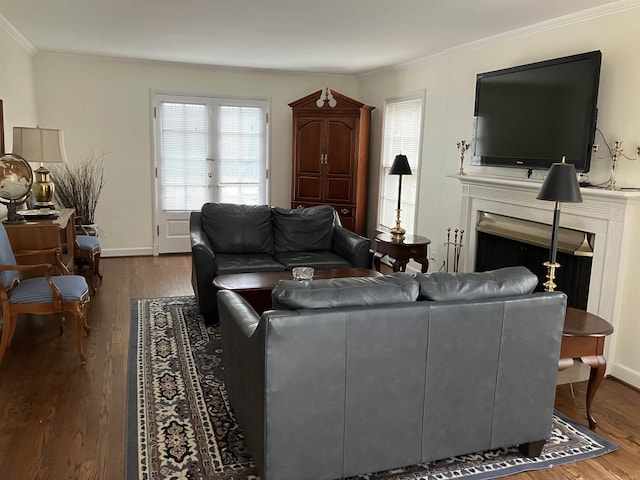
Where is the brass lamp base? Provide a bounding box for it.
[543,261,560,292]
[32,165,56,209]
[390,226,405,243]
[389,208,405,242]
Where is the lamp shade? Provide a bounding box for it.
[12,126,68,164]
[389,154,412,176]
[536,161,582,203]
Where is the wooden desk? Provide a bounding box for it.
[373,233,431,273]
[559,307,614,429]
[4,208,76,273]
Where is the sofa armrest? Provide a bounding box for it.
[331,226,371,268]
[190,212,219,319]
[217,290,267,475]
[190,212,217,277]
[218,290,262,338]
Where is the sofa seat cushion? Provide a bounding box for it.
[216,253,286,275]
[272,273,419,310]
[202,203,274,254]
[272,205,335,252]
[414,266,538,301]
[273,251,352,270]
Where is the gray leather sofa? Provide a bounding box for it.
[190,202,370,323]
[217,267,567,480]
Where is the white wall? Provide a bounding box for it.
[33,54,357,255]
[357,4,640,256]
[0,19,37,150]
[356,4,640,386]
[0,19,37,219]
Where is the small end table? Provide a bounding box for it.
[559,307,614,429]
[373,233,431,273]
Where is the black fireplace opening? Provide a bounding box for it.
[475,231,592,310]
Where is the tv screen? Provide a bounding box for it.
[471,50,601,173]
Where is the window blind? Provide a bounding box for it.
[160,101,210,211]
[378,95,424,233]
[216,105,265,204]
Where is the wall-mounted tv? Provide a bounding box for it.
[471,50,602,173]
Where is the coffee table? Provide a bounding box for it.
[214,268,382,314]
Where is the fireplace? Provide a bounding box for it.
[474,213,593,309]
[456,174,640,388]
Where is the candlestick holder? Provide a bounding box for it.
[457,140,470,175]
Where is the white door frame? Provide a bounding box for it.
[151,91,271,255]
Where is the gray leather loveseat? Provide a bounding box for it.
[217,267,567,480]
[190,202,370,323]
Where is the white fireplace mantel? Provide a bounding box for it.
[457,173,640,388]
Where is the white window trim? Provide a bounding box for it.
[377,90,426,235]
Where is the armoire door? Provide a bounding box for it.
[294,117,324,202]
[324,117,356,204]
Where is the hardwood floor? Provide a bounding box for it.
[0,254,637,479]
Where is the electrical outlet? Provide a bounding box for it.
[429,250,437,264]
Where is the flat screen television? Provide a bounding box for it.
[471,50,602,173]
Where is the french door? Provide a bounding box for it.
[154,94,268,253]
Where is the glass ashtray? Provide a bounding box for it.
[292,266,314,282]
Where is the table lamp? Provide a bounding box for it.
[536,156,583,291]
[12,126,68,209]
[389,154,412,242]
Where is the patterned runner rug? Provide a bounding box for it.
[127,296,618,480]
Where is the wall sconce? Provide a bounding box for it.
[389,154,412,242]
[536,157,583,291]
[12,126,68,209]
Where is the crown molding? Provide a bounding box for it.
[359,0,640,77]
[0,12,36,55]
[446,0,640,55]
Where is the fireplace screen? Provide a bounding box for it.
[475,213,593,310]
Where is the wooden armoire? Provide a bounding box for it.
[289,89,374,236]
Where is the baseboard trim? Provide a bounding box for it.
[102,247,154,257]
[609,363,640,390]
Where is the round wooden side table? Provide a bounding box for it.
[559,307,614,429]
[373,233,431,273]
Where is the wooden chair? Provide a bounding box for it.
[0,223,91,365]
[74,221,102,293]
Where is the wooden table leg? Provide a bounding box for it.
[392,257,409,272]
[373,252,383,272]
[415,258,429,273]
[582,354,607,429]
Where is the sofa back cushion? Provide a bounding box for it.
[414,266,538,301]
[272,273,419,310]
[201,203,273,254]
[272,205,335,252]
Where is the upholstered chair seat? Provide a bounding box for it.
[9,275,89,304]
[0,223,91,365]
[74,225,103,293]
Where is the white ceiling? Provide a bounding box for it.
[0,0,626,75]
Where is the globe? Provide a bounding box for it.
[0,153,34,222]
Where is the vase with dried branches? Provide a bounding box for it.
[51,150,106,226]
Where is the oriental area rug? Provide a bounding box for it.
[127,296,618,480]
